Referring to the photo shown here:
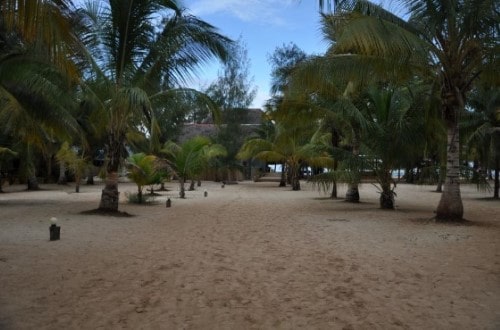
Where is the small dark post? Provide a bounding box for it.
[50,224,60,241]
[204,190,208,197]
[166,198,171,207]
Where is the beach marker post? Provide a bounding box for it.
[49,217,60,241]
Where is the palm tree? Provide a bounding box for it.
[76,0,231,211]
[238,117,331,191]
[463,87,500,198]
[0,146,17,192]
[0,0,82,75]
[0,0,84,189]
[362,85,426,209]
[56,142,89,193]
[162,136,226,198]
[126,153,158,204]
[308,0,499,221]
[0,45,80,189]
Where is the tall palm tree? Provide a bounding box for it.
[1,0,84,189]
[76,0,231,211]
[0,43,80,189]
[0,0,82,76]
[308,0,499,221]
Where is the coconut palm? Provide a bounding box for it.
[162,136,226,198]
[0,47,80,189]
[76,0,231,211]
[0,0,82,75]
[56,142,89,193]
[463,87,500,198]
[0,0,84,189]
[0,146,17,192]
[238,115,331,191]
[126,153,158,204]
[361,85,426,208]
[307,0,499,221]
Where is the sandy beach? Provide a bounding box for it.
[0,180,499,329]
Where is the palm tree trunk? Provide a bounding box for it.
[494,157,499,199]
[86,167,94,185]
[330,180,337,199]
[189,179,195,191]
[436,180,443,193]
[330,127,340,199]
[345,184,359,202]
[291,164,301,191]
[27,175,39,190]
[99,171,119,211]
[58,162,67,184]
[279,163,286,187]
[436,123,463,221]
[137,186,143,204]
[179,177,186,198]
[436,163,445,192]
[98,135,123,211]
[345,134,360,203]
[379,171,394,209]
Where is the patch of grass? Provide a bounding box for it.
[125,192,156,205]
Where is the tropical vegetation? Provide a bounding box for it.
[0,0,498,222]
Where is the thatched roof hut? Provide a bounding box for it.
[179,108,264,143]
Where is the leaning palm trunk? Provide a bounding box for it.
[436,123,463,221]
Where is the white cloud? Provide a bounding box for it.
[188,0,294,26]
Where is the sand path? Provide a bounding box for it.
[0,181,499,329]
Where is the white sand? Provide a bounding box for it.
[0,180,499,329]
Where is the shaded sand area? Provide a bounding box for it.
[0,180,499,329]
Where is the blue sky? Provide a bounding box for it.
[185,0,329,108]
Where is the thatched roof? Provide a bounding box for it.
[179,123,218,143]
[179,108,264,143]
